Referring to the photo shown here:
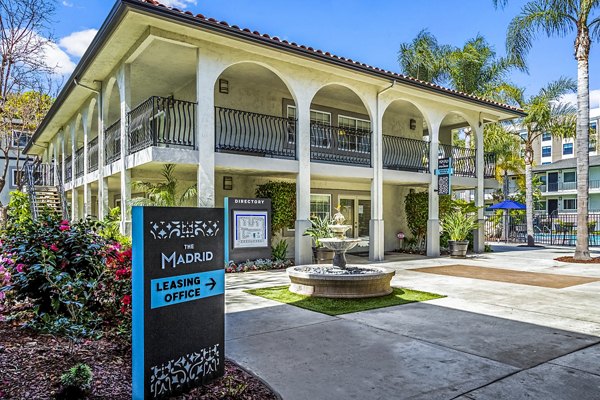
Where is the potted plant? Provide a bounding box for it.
[441,209,480,258]
[304,215,334,264]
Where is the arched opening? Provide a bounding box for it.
[87,98,99,174]
[73,115,85,180]
[104,79,121,166]
[214,62,296,159]
[439,112,477,178]
[381,99,430,173]
[309,84,372,166]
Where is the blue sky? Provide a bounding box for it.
[52,0,600,105]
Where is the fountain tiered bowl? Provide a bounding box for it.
[287,222,395,298]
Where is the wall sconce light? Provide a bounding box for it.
[219,79,229,94]
[223,176,233,190]
[409,119,417,130]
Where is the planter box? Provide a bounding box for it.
[449,240,469,258]
[313,247,334,264]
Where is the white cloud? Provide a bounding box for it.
[58,29,98,58]
[43,41,77,75]
[559,89,600,109]
[158,0,197,8]
[62,1,73,7]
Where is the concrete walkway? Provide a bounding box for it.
[224,245,600,399]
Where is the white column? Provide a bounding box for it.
[97,91,108,218]
[60,131,65,188]
[70,123,78,220]
[427,119,441,257]
[473,123,485,253]
[118,65,131,234]
[295,96,312,265]
[196,49,216,207]
[369,99,384,261]
[82,109,91,217]
[52,136,59,185]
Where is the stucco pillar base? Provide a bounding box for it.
[369,219,384,261]
[295,219,313,266]
[473,219,486,253]
[427,218,440,257]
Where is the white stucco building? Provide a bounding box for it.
[25,0,523,263]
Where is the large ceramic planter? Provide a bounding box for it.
[313,247,335,264]
[449,240,469,258]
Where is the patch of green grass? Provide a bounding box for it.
[244,286,444,316]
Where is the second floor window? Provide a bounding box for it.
[542,146,551,157]
[563,143,573,155]
[338,115,371,132]
[563,198,576,210]
[11,131,29,148]
[564,171,576,183]
[542,132,551,141]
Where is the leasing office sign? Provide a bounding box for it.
[132,207,225,399]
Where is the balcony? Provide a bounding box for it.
[74,147,84,178]
[128,96,196,154]
[105,120,121,165]
[88,137,98,173]
[65,156,72,183]
[215,107,296,159]
[310,124,371,166]
[541,180,600,193]
[382,135,429,172]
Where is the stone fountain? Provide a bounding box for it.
[287,208,395,298]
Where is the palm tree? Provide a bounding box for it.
[493,0,600,259]
[505,78,577,246]
[131,164,197,207]
[484,122,525,182]
[398,29,451,84]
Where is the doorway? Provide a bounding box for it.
[338,196,371,240]
[548,199,558,216]
[548,172,558,192]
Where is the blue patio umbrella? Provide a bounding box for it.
[487,200,526,210]
[487,200,526,242]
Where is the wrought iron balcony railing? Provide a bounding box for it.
[484,153,496,179]
[88,137,98,173]
[439,144,476,178]
[105,120,121,165]
[65,156,72,183]
[215,107,296,159]
[128,96,196,154]
[74,147,84,178]
[310,124,371,166]
[382,135,429,172]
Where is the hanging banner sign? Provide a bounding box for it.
[132,206,225,400]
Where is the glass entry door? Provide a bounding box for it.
[339,196,371,240]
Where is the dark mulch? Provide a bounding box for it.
[555,256,600,264]
[0,322,279,400]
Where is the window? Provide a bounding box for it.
[311,110,331,125]
[310,194,331,220]
[542,132,551,141]
[539,175,547,185]
[563,143,573,155]
[10,168,23,188]
[563,198,576,210]
[11,131,29,148]
[338,115,371,132]
[286,105,297,144]
[563,171,576,183]
[542,146,551,157]
[542,162,551,165]
[519,131,527,140]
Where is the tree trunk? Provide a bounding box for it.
[525,160,535,246]
[574,57,591,260]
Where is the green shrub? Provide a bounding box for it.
[303,215,333,248]
[255,181,296,235]
[441,210,480,241]
[58,363,93,400]
[404,192,454,248]
[271,239,288,261]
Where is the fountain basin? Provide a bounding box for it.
[287,265,395,298]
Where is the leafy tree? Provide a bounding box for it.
[398,29,451,83]
[484,122,524,181]
[255,181,296,235]
[493,0,600,259]
[131,164,196,207]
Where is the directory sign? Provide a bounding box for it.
[224,198,272,262]
[437,157,453,196]
[132,207,225,399]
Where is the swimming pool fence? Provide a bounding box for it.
[484,212,600,247]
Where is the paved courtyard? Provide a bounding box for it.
[224,245,600,400]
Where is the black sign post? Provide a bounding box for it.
[132,207,225,399]
[436,157,453,196]
[224,197,272,263]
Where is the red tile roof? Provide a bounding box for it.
[134,0,523,114]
